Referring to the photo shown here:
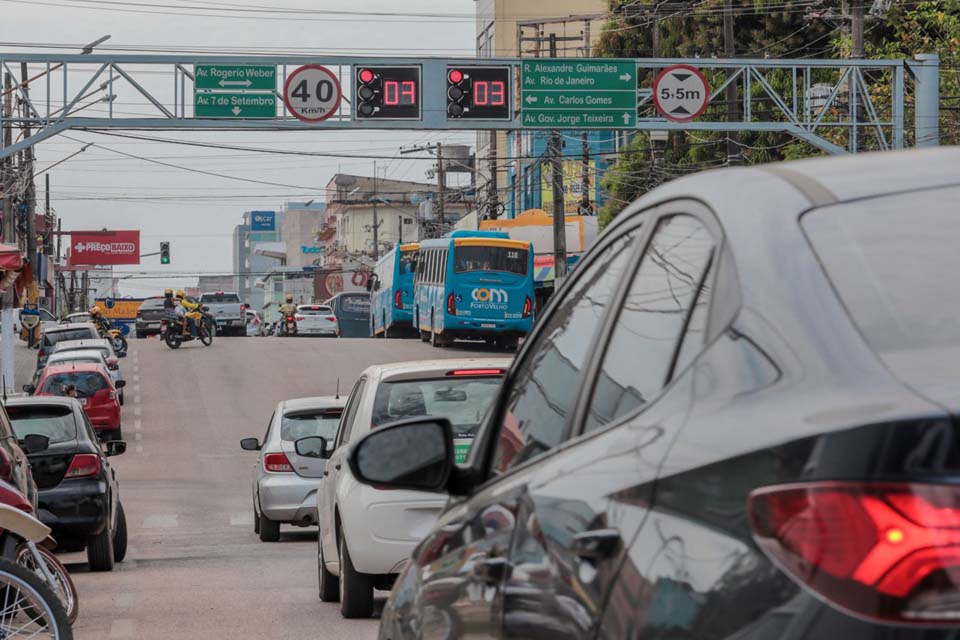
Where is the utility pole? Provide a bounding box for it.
[723,0,740,164]
[20,63,37,306]
[486,133,499,219]
[371,161,379,261]
[581,24,592,215]
[851,0,865,59]
[1,72,15,395]
[435,142,446,225]
[548,33,568,284]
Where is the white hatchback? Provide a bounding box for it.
[314,358,512,618]
[295,304,338,337]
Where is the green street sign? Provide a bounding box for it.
[194,65,276,91]
[454,439,472,465]
[194,92,276,119]
[521,58,637,129]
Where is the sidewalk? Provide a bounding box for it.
[0,339,37,391]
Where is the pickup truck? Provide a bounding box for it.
[198,292,246,336]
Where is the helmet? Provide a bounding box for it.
[89,306,101,316]
[164,288,173,296]
[175,289,185,298]
[285,295,293,303]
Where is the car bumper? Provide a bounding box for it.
[135,320,162,334]
[37,477,110,541]
[444,316,532,335]
[85,405,120,429]
[298,327,337,336]
[258,473,321,525]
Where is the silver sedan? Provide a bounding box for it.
[241,396,345,542]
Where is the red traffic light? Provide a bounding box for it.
[358,68,375,84]
[448,69,464,84]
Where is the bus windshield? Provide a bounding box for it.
[454,245,528,276]
[399,250,418,276]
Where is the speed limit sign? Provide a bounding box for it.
[283,65,342,122]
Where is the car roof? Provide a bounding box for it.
[278,396,347,413]
[4,395,83,411]
[363,358,513,383]
[46,322,96,333]
[47,349,106,360]
[53,339,112,350]
[42,362,110,375]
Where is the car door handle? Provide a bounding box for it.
[572,528,621,561]
[473,557,511,584]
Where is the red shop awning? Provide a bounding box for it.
[0,244,23,271]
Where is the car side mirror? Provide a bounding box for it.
[240,437,261,451]
[104,440,126,457]
[349,417,454,493]
[115,380,126,389]
[118,351,127,358]
[295,436,331,459]
[22,434,49,454]
[21,384,35,394]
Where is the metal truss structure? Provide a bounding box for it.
[0,53,939,159]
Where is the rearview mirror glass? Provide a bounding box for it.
[295,436,330,459]
[115,380,126,389]
[105,440,126,457]
[118,352,127,358]
[240,437,260,451]
[21,384,35,394]
[349,418,453,492]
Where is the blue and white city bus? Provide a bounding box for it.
[414,231,534,350]
[370,242,419,337]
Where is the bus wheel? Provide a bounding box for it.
[382,313,389,339]
[420,330,430,343]
[430,330,444,348]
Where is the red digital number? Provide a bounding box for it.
[384,80,399,106]
[475,81,488,106]
[491,81,505,106]
[401,80,416,105]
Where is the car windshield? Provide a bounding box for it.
[372,377,502,436]
[454,245,528,275]
[280,410,343,441]
[803,189,960,354]
[298,306,332,316]
[44,328,95,347]
[41,372,109,398]
[6,406,77,444]
[200,293,240,303]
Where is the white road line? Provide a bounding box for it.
[135,445,143,453]
[134,419,141,430]
[133,407,141,417]
[109,619,136,638]
[133,395,141,404]
[142,514,177,529]
[134,433,142,441]
[132,374,140,383]
[230,512,253,526]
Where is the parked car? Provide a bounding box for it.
[315,359,510,618]
[347,148,960,640]
[0,404,39,512]
[44,348,124,404]
[294,304,338,337]
[35,322,99,370]
[240,396,346,542]
[199,291,245,336]
[60,312,91,325]
[325,292,371,338]
[5,396,127,571]
[134,296,166,338]
[26,362,124,441]
[49,339,125,403]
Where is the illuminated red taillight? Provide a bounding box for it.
[263,452,293,473]
[522,296,532,318]
[749,482,960,623]
[65,454,101,479]
[326,316,337,322]
[394,290,403,309]
[447,293,456,316]
[447,369,505,376]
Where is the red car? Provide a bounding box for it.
[26,363,124,441]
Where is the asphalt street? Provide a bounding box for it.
[53,335,496,639]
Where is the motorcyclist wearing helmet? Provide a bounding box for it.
[278,295,297,336]
[175,289,201,337]
[88,306,111,337]
[162,288,176,316]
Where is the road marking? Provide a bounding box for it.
[134,432,142,441]
[109,619,136,638]
[133,407,141,417]
[142,514,177,529]
[230,512,253,526]
[132,374,140,383]
[134,419,141,430]
[133,395,141,404]
[135,445,143,453]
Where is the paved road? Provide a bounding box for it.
[61,336,499,639]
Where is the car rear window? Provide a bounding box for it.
[339,294,370,317]
[200,293,240,303]
[44,328,95,347]
[139,298,164,309]
[52,357,101,367]
[454,245,528,276]
[7,406,77,444]
[298,306,332,316]
[41,372,109,397]
[803,189,960,354]
[280,410,343,441]
[372,377,502,436]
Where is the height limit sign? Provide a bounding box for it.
[653,65,710,122]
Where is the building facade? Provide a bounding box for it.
[232,209,285,311]
[281,201,329,269]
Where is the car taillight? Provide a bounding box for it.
[394,290,403,309]
[447,293,456,316]
[522,296,532,318]
[108,390,117,400]
[749,481,960,623]
[326,316,337,322]
[263,452,293,473]
[64,454,101,479]
[447,369,505,376]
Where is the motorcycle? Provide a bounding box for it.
[94,319,127,354]
[281,314,298,337]
[161,307,215,349]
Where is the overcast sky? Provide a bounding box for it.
[3,0,479,296]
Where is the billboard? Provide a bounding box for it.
[250,211,276,231]
[69,231,140,266]
[541,160,596,214]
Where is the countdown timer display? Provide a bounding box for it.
[354,66,421,120]
[446,66,511,120]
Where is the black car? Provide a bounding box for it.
[347,148,960,638]
[0,403,39,512]
[5,396,127,572]
[135,296,167,338]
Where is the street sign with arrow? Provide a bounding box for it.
[521,58,637,129]
[194,65,276,91]
[194,92,276,119]
[653,64,711,123]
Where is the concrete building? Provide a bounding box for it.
[196,275,234,294]
[474,0,615,218]
[232,209,285,311]
[281,201,328,269]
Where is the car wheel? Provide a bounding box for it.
[87,520,115,572]
[318,533,339,602]
[253,498,261,534]
[338,534,374,618]
[119,390,124,406]
[135,330,144,339]
[259,512,280,542]
[113,502,128,563]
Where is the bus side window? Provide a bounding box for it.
[441,249,447,282]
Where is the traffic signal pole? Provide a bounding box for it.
[1,71,15,395]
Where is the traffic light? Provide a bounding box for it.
[446,66,511,121]
[160,241,170,265]
[354,66,421,120]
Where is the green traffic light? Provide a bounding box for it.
[161,256,170,265]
